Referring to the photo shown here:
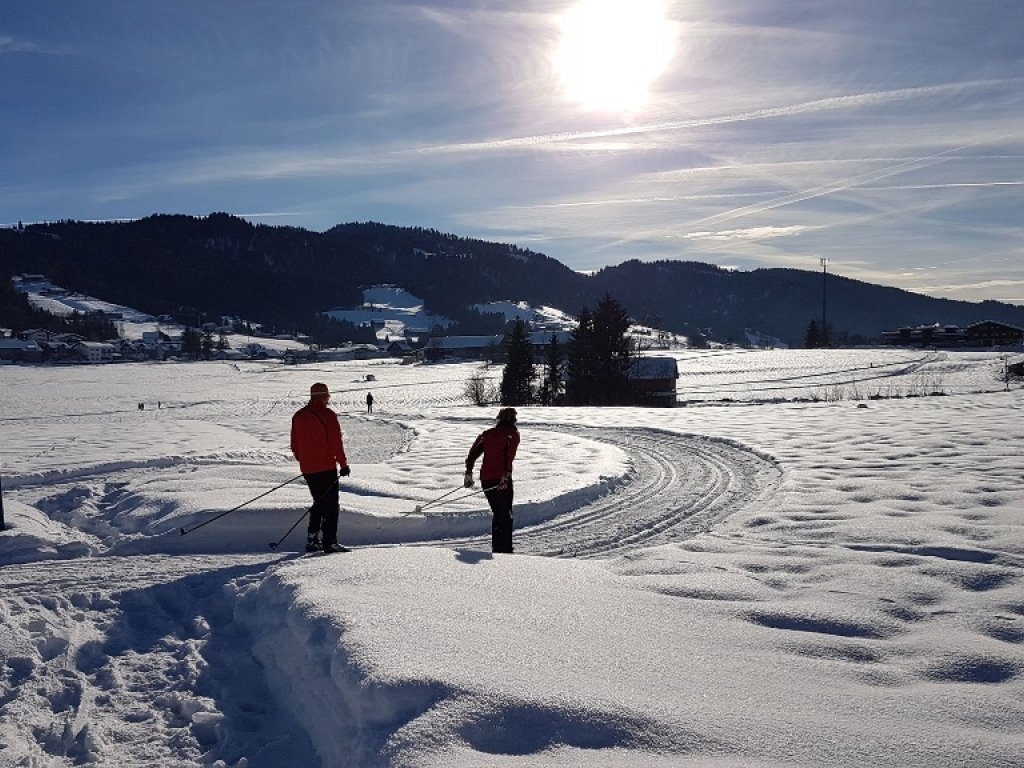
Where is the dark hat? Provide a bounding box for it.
[496,407,517,422]
[310,382,330,397]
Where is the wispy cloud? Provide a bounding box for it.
[687,137,1019,228]
[406,79,1023,156]
[685,226,812,242]
[0,35,42,53]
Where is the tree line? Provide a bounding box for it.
[496,295,635,407]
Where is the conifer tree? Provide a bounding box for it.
[500,318,535,406]
[181,327,202,359]
[591,294,632,405]
[538,333,564,405]
[566,296,632,405]
[805,319,820,349]
[201,328,215,360]
[566,307,595,405]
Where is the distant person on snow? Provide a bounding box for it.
[464,407,520,553]
[366,391,374,414]
[290,382,350,553]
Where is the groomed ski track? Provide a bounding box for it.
[432,425,781,558]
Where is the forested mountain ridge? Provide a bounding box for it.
[589,260,1024,345]
[2,213,1023,345]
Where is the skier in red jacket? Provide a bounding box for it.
[291,382,350,553]
[465,407,520,553]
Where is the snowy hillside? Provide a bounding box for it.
[2,351,1022,767]
[14,276,163,341]
[323,286,450,340]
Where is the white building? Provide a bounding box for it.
[73,341,117,363]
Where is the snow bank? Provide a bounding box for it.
[236,544,1024,767]
[0,499,95,564]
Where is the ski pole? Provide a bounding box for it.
[413,485,465,513]
[406,483,501,515]
[180,473,303,536]
[268,508,309,550]
[268,475,341,549]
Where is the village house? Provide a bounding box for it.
[120,339,152,361]
[882,320,1024,348]
[386,340,417,358]
[72,341,117,363]
[0,339,44,363]
[528,330,573,351]
[19,328,65,343]
[421,335,504,362]
[964,321,1024,347]
[320,344,383,362]
[881,324,965,347]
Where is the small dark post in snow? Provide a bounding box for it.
[0,463,6,530]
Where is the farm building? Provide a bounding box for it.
[0,339,44,363]
[881,321,1024,348]
[629,356,679,407]
[964,321,1024,347]
[421,335,504,362]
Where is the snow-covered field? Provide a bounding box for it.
[2,352,1023,767]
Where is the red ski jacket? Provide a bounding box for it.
[291,401,348,475]
[465,423,519,483]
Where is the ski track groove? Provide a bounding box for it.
[433,426,781,559]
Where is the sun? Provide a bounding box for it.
[554,0,677,112]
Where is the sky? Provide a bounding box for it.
[2,0,1024,304]
[2,348,1023,766]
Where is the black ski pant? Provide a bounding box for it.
[304,469,340,547]
[484,479,514,553]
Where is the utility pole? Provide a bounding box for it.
[819,257,829,347]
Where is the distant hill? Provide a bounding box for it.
[589,260,1024,345]
[2,214,1023,345]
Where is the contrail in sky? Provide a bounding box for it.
[688,138,1019,228]
[407,79,1022,156]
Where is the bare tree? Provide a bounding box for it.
[464,371,498,406]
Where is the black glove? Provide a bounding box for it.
[339,465,351,477]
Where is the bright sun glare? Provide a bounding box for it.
[555,0,677,112]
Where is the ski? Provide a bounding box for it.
[298,545,352,556]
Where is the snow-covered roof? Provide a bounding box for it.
[423,335,503,349]
[73,341,117,350]
[0,339,41,350]
[629,356,678,379]
[966,320,1024,332]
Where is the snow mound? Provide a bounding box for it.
[236,548,721,766]
[0,500,95,564]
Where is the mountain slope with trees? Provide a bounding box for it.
[590,260,1024,345]
[2,214,1023,345]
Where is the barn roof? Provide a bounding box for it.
[629,357,678,379]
